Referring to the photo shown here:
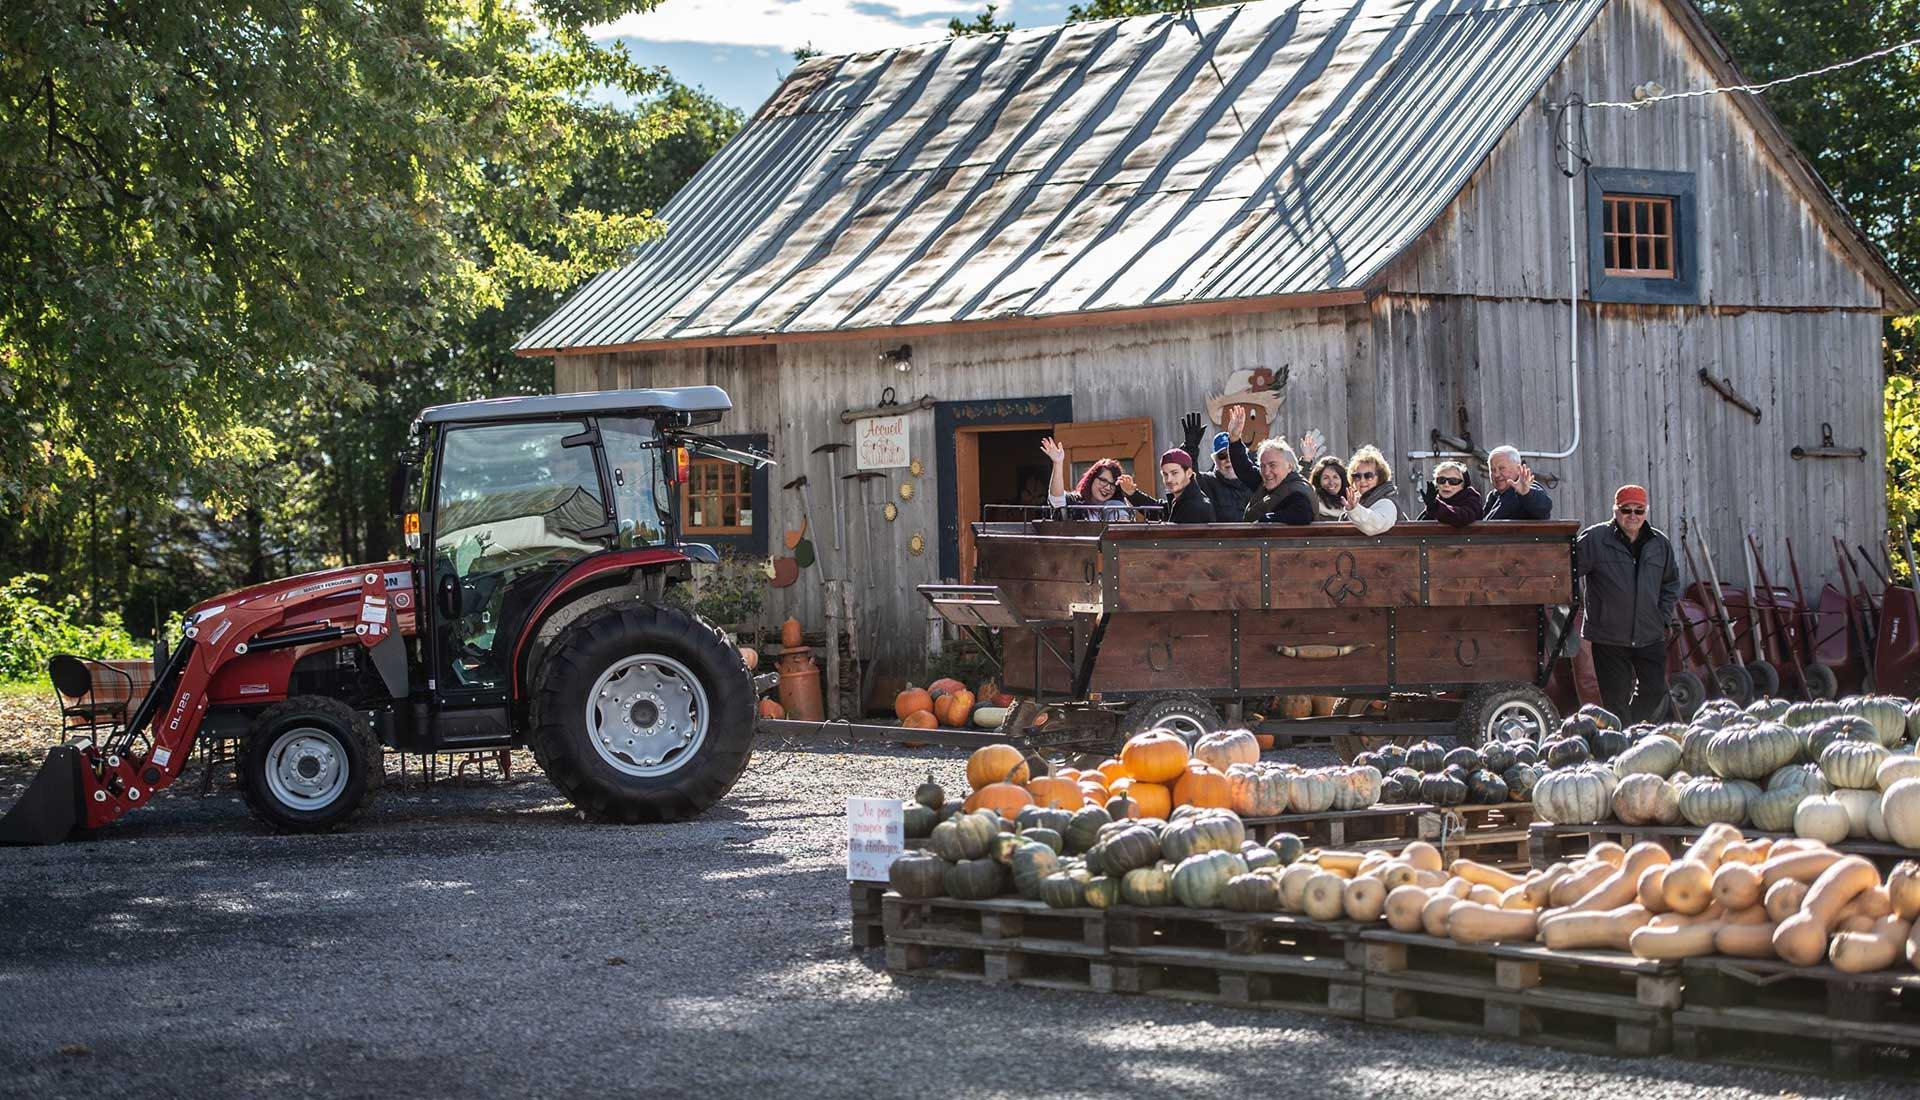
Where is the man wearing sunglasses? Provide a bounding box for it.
[1575,485,1681,722]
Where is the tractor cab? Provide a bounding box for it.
[1,387,771,844]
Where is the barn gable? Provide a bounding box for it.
[518,0,1616,354]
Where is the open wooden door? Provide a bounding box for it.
[956,416,1156,583]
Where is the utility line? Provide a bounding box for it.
[1586,34,1920,110]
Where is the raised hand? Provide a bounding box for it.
[1040,437,1066,464]
[1117,473,1138,497]
[1225,405,1248,438]
[1298,428,1323,463]
[1517,465,1535,495]
[1181,411,1203,438]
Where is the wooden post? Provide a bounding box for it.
[824,579,843,720]
[843,582,863,718]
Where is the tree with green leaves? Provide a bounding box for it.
[949,4,1015,35]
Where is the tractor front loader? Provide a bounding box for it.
[1,387,772,843]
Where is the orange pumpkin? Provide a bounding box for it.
[895,687,933,721]
[1174,767,1233,810]
[1121,730,1190,783]
[965,782,1034,816]
[977,680,1015,709]
[1078,781,1109,803]
[739,647,759,671]
[757,698,786,719]
[966,744,1029,790]
[901,710,937,729]
[1053,767,1082,783]
[927,677,967,698]
[780,618,804,648]
[1255,733,1276,750]
[1026,776,1084,810]
[1123,780,1173,819]
[1096,758,1130,784]
[936,689,976,727]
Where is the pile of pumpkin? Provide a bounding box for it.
[1360,826,1920,972]
[920,731,1382,824]
[1355,739,1544,807]
[893,678,1014,731]
[1527,695,1920,850]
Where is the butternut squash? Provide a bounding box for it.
[1408,869,1450,889]
[1587,841,1627,867]
[1303,871,1348,921]
[1835,914,1876,935]
[1450,859,1523,892]
[1768,837,1824,856]
[1538,903,1650,951]
[1439,877,1472,899]
[1887,861,1920,921]
[1724,905,1770,925]
[1525,863,1571,909]
[1829,914,1913,973]
[1422,892,1464,937]
[1466,883,1504,907]
[1313,850,1366,875]
[1379,863,1420,890]
[1718,839,1770,866]
[1763,878,1810,923]
[1343,876,1388,923]
[1568,843,1670,914]
[1773,856,1879,966]
[1631,918,1724,959]
[1400,841,1443,873]
[1447,902,1539,945]
[1358,850,1393,874]
[1661,860,1714,916]
[1279,863,1318,912]
[1637,865,1672,914]
[1650,902,1727,929]
[1681,823,1743,869]
[1550,862,1615,908]
[1710,863,1763,911]
[1834,885,1893,923]
[1384,885,1431,932]
[1758,848,1844,890]
[1500,884,1536,910]
[1715,917,1780,958]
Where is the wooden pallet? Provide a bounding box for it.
[1104,906,1365,1017]
[1673,957,1920,1079]
[850,881,888,948]
[1360,930,1681,1056]
[1529,823,1919,872]
[1241,804,1428,847]
[882,895,1109,992]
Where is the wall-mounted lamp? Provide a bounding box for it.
[879,344,913,373]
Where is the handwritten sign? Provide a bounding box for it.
[847,797,904,882]
[856,415,910,470]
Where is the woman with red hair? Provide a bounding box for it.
[1041,439,1139,519]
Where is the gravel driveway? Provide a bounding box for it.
[0,732,1907,1100]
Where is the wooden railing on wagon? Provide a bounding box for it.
[973,520,1579,701]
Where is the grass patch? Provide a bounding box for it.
[0,679,52,698]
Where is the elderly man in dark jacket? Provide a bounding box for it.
[1575,484,1681,722]
[1181,408,1254,522]
[1483,444,1553,520]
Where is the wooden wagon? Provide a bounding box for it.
[921,519,1581,754]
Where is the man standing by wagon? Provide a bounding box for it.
[1483,445,1553,520]
[1575,485,1681,723]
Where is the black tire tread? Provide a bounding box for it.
[529,601,753,824]
[238,695,376,834]
[1454,682,1559,746]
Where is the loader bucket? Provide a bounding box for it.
[0,745,83,845]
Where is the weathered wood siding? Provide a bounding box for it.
[1376,0,1888,591]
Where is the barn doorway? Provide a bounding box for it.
[955,424,1053,582]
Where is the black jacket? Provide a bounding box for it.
[1128,482,1215,524]
[1483,484,1553,520]
[1180,420,1253,522]
[1243,471,1314,525]
[1418,482,1484,527]
[1576,521,1681,648]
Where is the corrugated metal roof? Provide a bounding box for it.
[519,0,1609,354]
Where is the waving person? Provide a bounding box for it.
[1341,446,1398,534]
[1041,437,1137,519]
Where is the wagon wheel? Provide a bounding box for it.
[1453,682,1557,747]
[1116,692,1221,746]
[1711,663,1755,706]
[1800,662,1839,701]
[1744,660,1780,700]
[1667,671,1706,721]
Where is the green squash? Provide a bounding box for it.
[928,815,994,862]
[1269,832,1305,866]
[1016,806,1074,834]
[1533,766,1614,825]
[1100,824,1164,875]
[1082,875,1122,909]
[1242,845,1282,871]
[1679,726,1717,777]
[1039,869,1091,909]
[1768,762,1831,794]
[1120,863,1175,907]
[1010,841,1060,899]
[1219,871,1282,912]
[1172,849,1249,909]
[1804,716,1881,761]
[1064,805,1112,854]
[1781,700,1841,731]
[1706,722,1799,780]
[903,803,939,839]
[1677,776,1750,827]
[1160,811,1247,863]
[888,850,949,898]
[1845,695,1910,747]
[1611,774,1680,826]
[989,831,1025,865]
[1018,826,1064,854]
[1820,739,1890,790]
[1613,734,1682,779]
[1747,787,1804,832]
[943,857,1006,900]
[914,772,946,810]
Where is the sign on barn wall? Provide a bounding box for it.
[856,415,910,470]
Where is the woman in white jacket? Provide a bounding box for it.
[1342,445,1398,535]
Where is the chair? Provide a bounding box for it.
[48,655,133,740]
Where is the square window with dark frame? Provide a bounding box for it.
[1602,194,1676,279]
[683,458,753,535]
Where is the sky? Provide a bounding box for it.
[592,0,1079,112]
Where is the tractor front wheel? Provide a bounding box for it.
[239,696,378,833]
[530,602,753,823]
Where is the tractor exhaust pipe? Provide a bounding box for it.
[0,744,83,845]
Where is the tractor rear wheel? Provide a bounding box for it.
[238,696,378,833]
[529,602,753,823]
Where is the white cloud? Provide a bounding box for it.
[592,0,987,55]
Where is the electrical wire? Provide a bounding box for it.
[1549,94,1590,178]
[1586,35,1920,110]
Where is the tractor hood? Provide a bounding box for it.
[187,561,415,624]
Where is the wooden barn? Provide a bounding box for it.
[517,0,1915,691]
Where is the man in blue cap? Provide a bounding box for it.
[1181,408,1254,522]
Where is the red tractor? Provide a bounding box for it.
[0,387,772,843]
